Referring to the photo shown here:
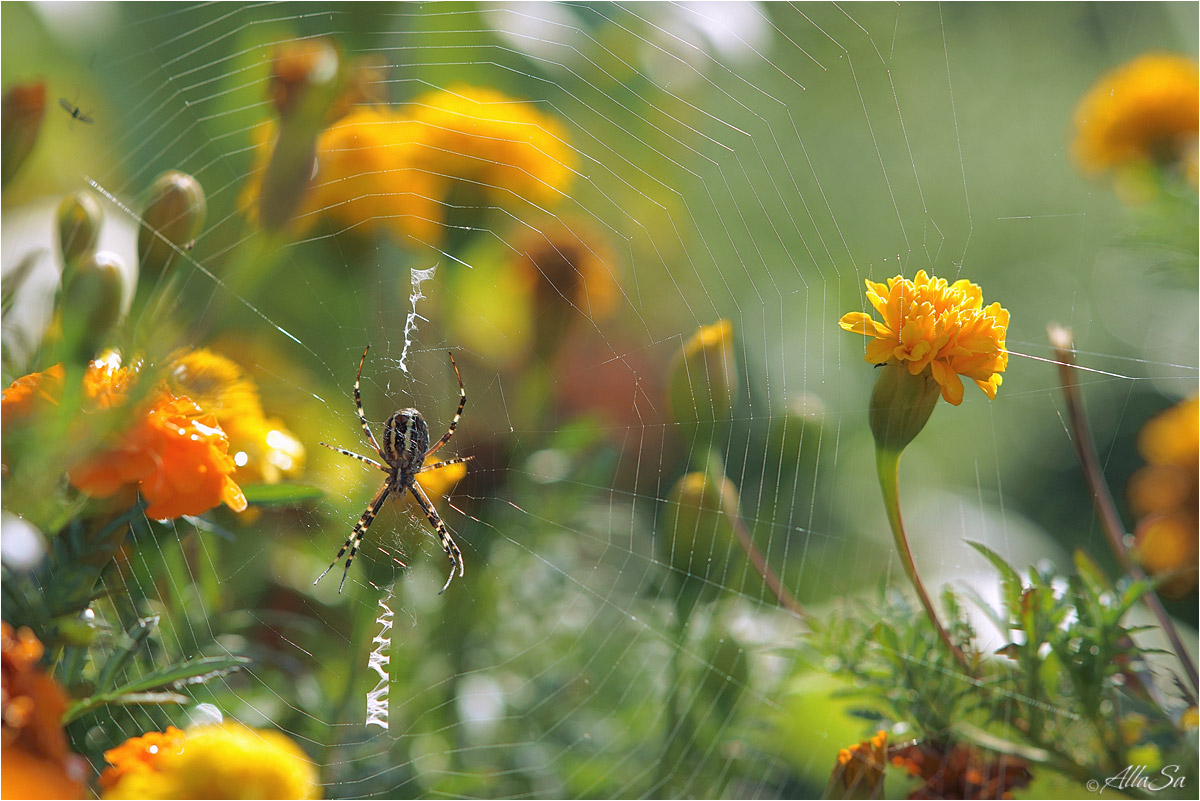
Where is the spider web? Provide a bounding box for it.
[3,2,1198,798]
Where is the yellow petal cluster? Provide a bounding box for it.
[1128,395,1198,596]
[839,270,1009,406]
[100,723,320,800]
[405,85,575,210]
[1073,52,1199,179]
[166,348,306,485]
[242,85,574,246]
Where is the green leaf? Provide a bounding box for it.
[63,656,248,723]
[65,691,189,722]
[1072,549,1110,598]
[95,616,158,694]
[242,482,324,506]
[107,655,249,695]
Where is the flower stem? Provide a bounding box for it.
[1048,324,1198,698]
[875,446,972,673]
[721,504,807,620]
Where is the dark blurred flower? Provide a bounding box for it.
[889,740,1031,800]
[1072,53,1199,188]
[1128,395,1198,596]
[267,38,339,120]
[100,722,319,799]
[514,219,619,336]
[826,730,887,799]
[1,622,88,799]
[1,81,45,187]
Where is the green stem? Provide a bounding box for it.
[875,446,971,673]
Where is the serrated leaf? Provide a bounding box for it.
[241,483,324,506]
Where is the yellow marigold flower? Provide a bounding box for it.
[1128,395,1198,596]
[311,108,442,243]
[412,454,468,506]
[241,111,442,244]
[166,349,306,484]
[2,622,89,800]
[407,85,575,210]
[100,723,320,800]
[1073,53,1199,179]
[839,270,1009,406]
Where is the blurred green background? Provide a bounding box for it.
[2,2,1196,797]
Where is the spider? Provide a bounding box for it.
[315,345,472,594]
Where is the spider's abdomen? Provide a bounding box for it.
[383,408,429,473]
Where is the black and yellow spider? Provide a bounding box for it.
[315,346,472,594]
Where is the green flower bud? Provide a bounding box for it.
[868,362,941,454]
[2,81,45,187]
[57,191,103,269]
[660,470,741,618]
[667,319,738,447]
[62,251,126,361]
[138,170,206,276]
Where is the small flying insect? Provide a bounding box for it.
[59,97,94,126]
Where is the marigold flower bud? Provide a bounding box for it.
[138,170,206,277]
[659,470,740,615]
[57,190,103,269]
[61,251,126,361]
[667,320,738,446]
[1,81,45,187]
[867,362,941,454]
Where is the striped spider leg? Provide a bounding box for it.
[315,346,472,594]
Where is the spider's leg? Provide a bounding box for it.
[409,482,463,594]
[320,442,386,472]
[424,352,466,459]
[314,483,394,593]
[354,345,383,456]
[417,455,474,473]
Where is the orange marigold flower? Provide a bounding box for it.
[71,390,248,520]
[839,270,1009,406]
[406,85,575,211]
[1073,53,1199,180]
[166,349,306,484]
[99,726,186,793]
[1128,395,1198,596]
[100,723,320,800]
[890,740,1031,800]
[1,363,64,424]
[826,730,887,800]
[2,622,89,799]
